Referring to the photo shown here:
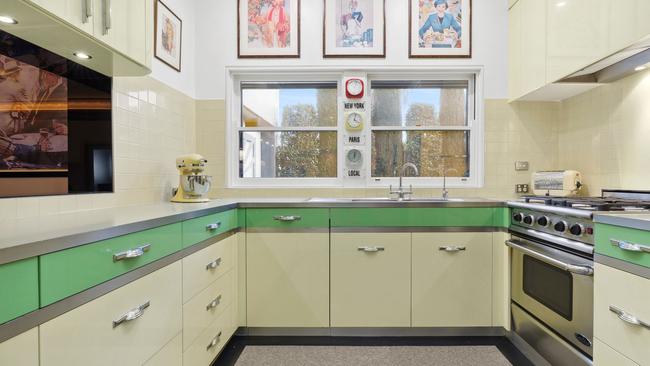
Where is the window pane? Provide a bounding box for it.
[371,131,469,177]
[371,81,468,127]
[241,83,337,128]
[240,131,337,178]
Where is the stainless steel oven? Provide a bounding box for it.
[507,235,594,366]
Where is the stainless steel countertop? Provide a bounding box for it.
[593,212,650,232]
[0,197,504,265]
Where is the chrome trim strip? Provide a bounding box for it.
[507,201,593,219]
[246,228,329,234]
[594,214,650,232]
[240,327,505,337]
[331,226,505,233]
[239,201,505,208]
[595,254,650,280]
[0,229,239,343]
[509,226,595,255]
[506,331,554,366]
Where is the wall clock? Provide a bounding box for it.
[346,148,363,167]
[345,112,364,131]
[345,78,365,99]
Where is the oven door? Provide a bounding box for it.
[507,236,594,357]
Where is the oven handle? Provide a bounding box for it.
[506,240,594,276]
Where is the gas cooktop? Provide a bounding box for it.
[520,195,650,212]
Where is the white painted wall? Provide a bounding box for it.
[195,0,509,100]
[150,0,196,98]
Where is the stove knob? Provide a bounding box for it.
[537,216,550,227]
[554,220,568,233]
[513,213,523,223]
[570,224,585,236]
[523,215,535,226]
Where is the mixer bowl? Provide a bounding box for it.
[181,175,212,197]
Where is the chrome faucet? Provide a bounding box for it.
[390,163,419,201]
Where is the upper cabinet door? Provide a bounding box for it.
[28,0,94,35]
[93,0,147,65]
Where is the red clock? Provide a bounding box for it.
[345,78,365,99]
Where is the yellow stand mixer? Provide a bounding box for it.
[171,154,212,203]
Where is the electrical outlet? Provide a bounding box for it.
[515,161,529,171]
[516,184,530,194]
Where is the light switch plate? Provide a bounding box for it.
[515,161,529,171]
[516,184,530,194]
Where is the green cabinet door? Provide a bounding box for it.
[246,208,329,229]
[330,207,502,228]
[0,258,39,324]
[182,209,239,248]
[596,223,650,268]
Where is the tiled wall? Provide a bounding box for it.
[0,76,195,221]
[197,99,560,200]
[558,68,650,196]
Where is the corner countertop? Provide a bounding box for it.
[0,197,504,265]
[594,212,650,232]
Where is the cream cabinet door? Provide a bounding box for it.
[412,233,493,327]
[247,232,330,327]
[594,338,639,366]
[0,328,38,366]
[93,0,147,65]
[183,235,235,303]
[331,232,411,327]
[183,305,236,366]
[29,0,94,35]
[143,332,182,366]
[519,0,547,96]
[40,262,183,366]
[508,1,522,99]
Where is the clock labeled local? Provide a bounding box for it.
[346,148,363,167]
[345,112,364,131]
[345,78,364,99]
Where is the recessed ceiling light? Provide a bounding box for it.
[635,65,647,72]
[556,1,567,7]
[73,52,92,60]
[0,15,18,24]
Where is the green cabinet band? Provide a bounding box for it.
[246,208,330,229]
[330,208,503,227]
[0,258,39,324]
[40,223,182,306]
[182,209,239,247]
[595,223,650,268]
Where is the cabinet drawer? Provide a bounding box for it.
[595,223,650,268]
[331,232,411,327]
[143,332,182,366]
[594,263,650,365]
[40,262,182,366]
[183,271,234,350]
[0,258,39,324]
[182,209,239,248]
[183,304,236,366]
[182,235,235,303]
[0,328,38,366]
[246,208,329,229]
[594,338,639,366]
[412,233,493,327]
[40,223,182,305]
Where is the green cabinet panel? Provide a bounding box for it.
[595,223,650,268]
[182,209,238,247]
[330,208,500,227]
[246,208,329,229]
[0,258,39,324]
[40,223,182,306]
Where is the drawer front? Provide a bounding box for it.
[596,223,650,268]
[183,271,234,350]
[40,223,182,306]
[330,232,411,327]
[246,208,329,229]
[143,332,182,366]
[182,209,239,248]
[0,328,38,366]
[40,262,183,366]
[0,258,39,324]
[182,235,235,303]
[330,208,498,227]
[594,338,639,366]
[183,304,236,366]
[594,263,650,365]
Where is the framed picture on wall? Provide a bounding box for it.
[409,0,471,58]
[238,0,301,58]
[323,0,385,58]
[154,0,183,71]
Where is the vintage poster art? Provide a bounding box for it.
[238,0,300,58]
[155,0,183,71]
[0,54,68,172]
[323,0,385,58]
[409,0,471,58]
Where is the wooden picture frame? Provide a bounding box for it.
[409,0,472,58]
[323,0,386,58]
[238,0,301,58]
[154,0,183,71]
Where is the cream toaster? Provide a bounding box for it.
[532,170,583,196]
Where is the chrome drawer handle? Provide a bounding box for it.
[273,215,302,222]
[206,295,223,311]
[206,258,222,270]
[609,305,650,330]
[439,246,466,252]
[206,222,222,231]
[610,239,650,253]
[113,244,151,262]
[82,0,93,23]
[113,301,150,328]
[102,0,111,34]
[358,246,385,252]
[206,331,222,350]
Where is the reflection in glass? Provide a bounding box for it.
[371,130,469,177]
[240,131,337,178]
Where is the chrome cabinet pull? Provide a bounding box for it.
[113,244,151,262]
[206,331,222,350]
[358,246,385,252]
[610,239,650,253]
[206,222,222,231]
[205,258,222,270]
[506,240,594,276]
[439,246,466,252]
[206,295,222,311]
[82,0,93,23]
[113,301,150,328]
[102,0,111,35]
[609,305,650,330]
[273,215,302,222]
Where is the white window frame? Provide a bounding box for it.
[226,66,484,189]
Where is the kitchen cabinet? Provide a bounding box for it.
[182,234,235,303]
[0,258,39,324]
[595,223,650,268]
[183,304,236,366]
[143,332,182,366]
[92,0,148,65]
[0,328,39,366]
[508,2,522,100]
[331,232,411,327]
[594,338,639,366]
[412,233,493,327]
[28,0,94,35]
[182,209,239,248]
